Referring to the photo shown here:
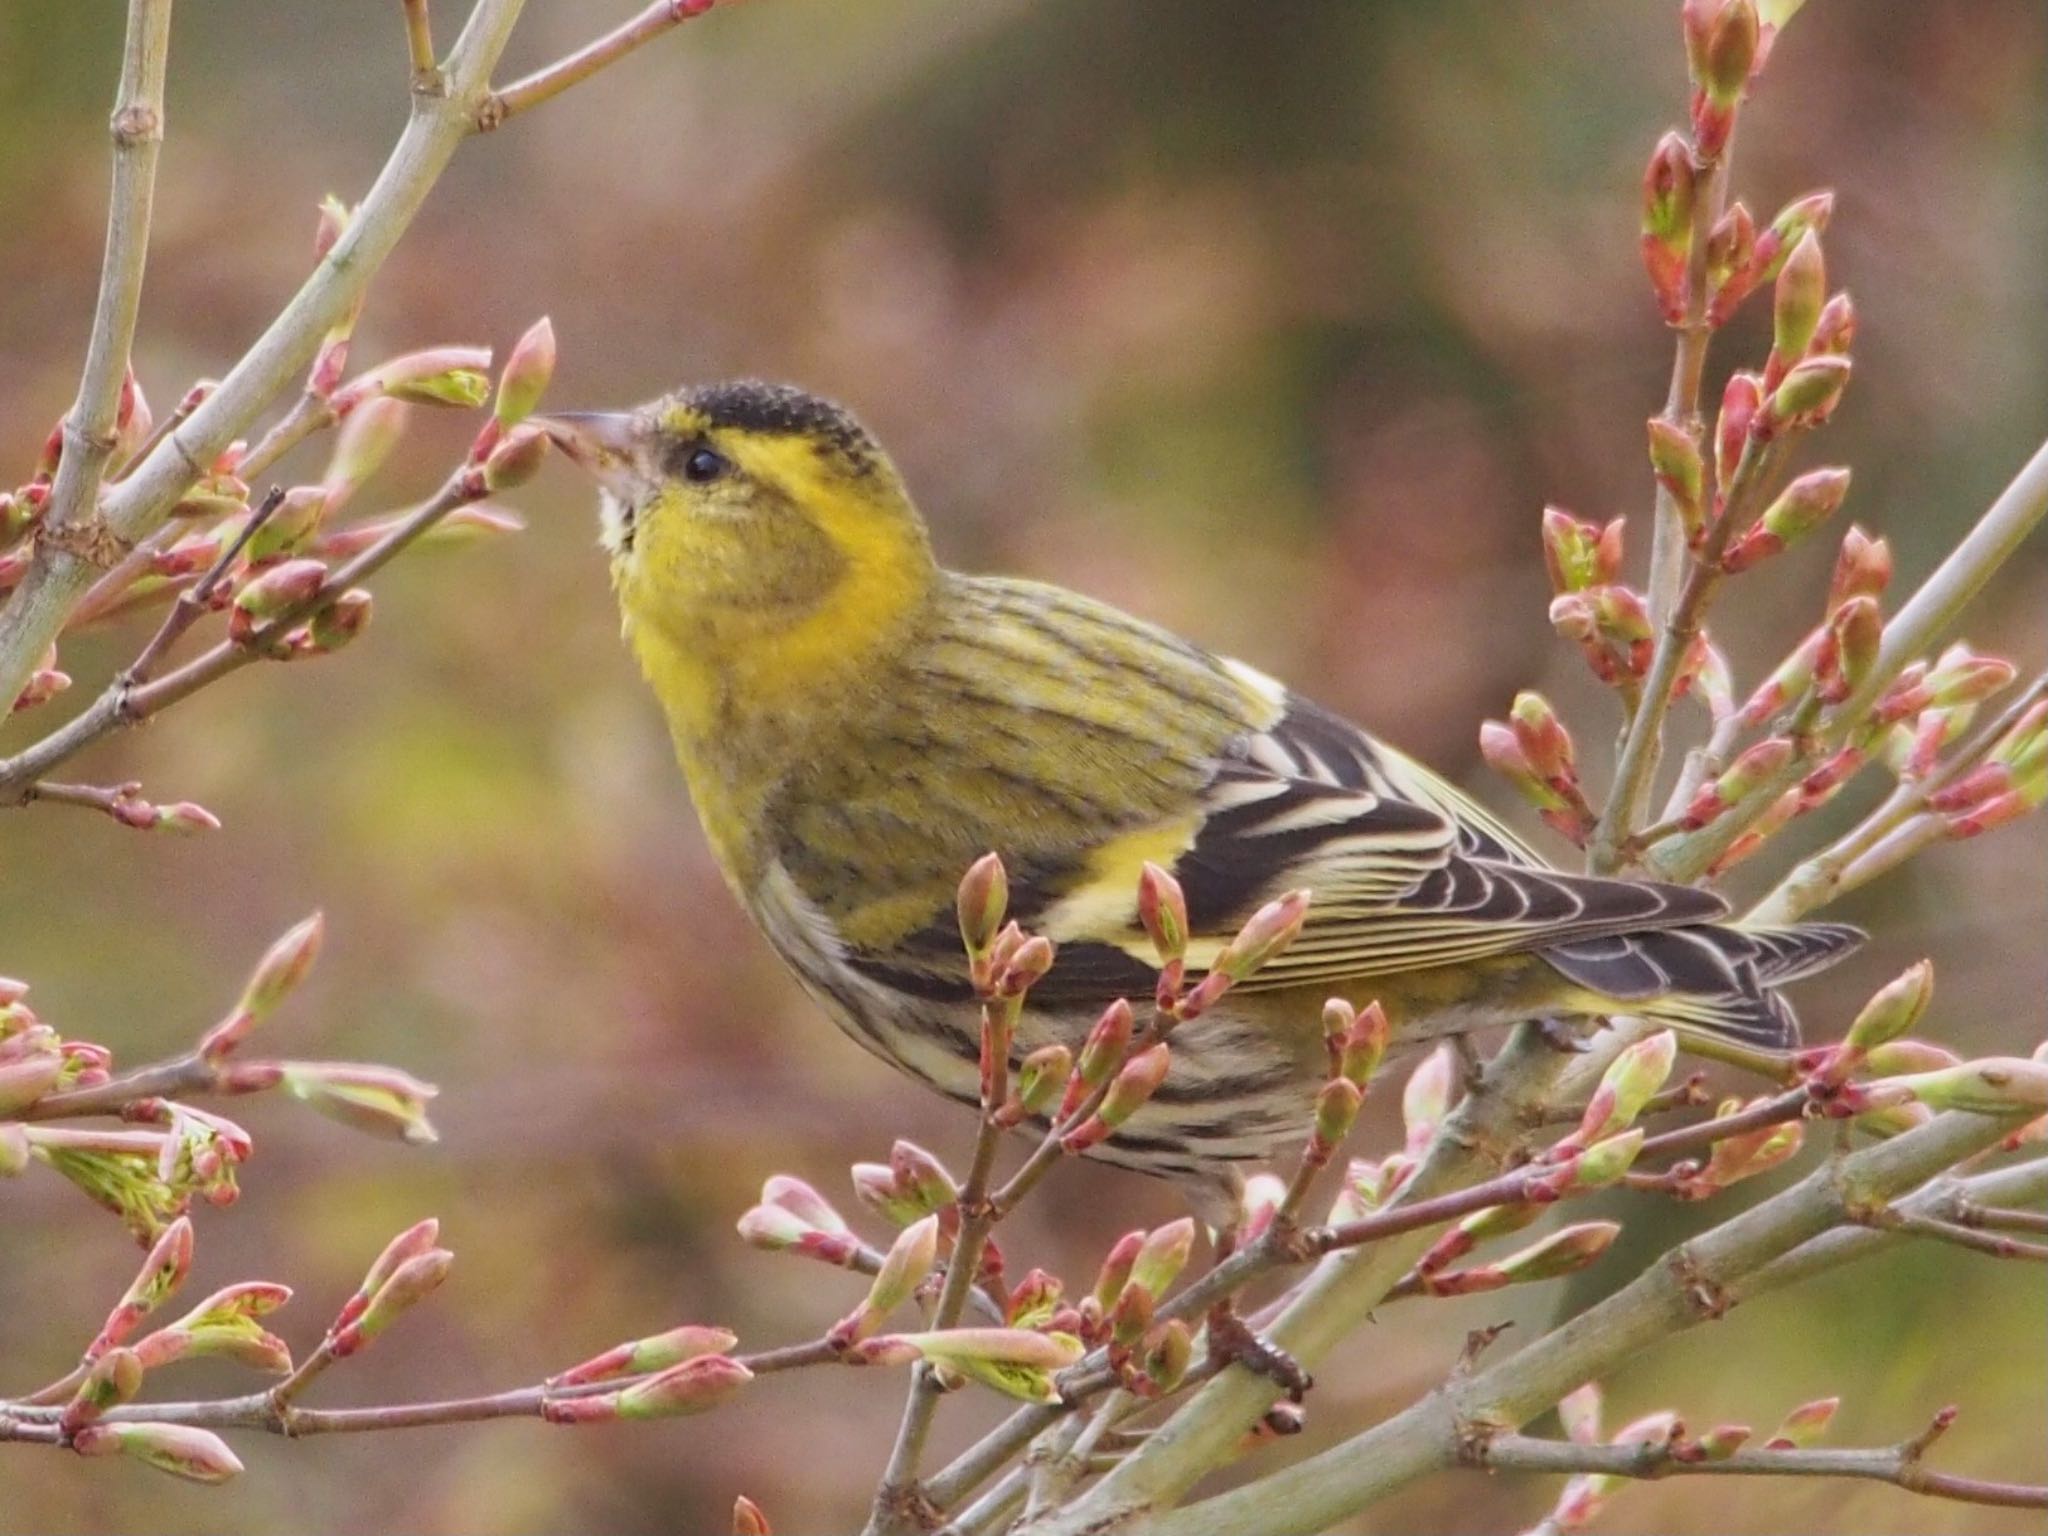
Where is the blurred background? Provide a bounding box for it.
[2,0,2043,1531]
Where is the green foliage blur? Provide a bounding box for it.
[2,1,2042,1531]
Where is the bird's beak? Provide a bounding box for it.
[532,410,644,496]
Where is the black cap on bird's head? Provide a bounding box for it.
[535,380,886,501]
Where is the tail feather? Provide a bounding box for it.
[1540,920,1865,1052]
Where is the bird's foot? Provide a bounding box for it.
[1207,1301,1312,1404]
[1536,1016,1591,1054]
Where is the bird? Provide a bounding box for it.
[537,380,1862,1212]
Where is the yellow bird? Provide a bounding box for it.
[540,382,1858,1209]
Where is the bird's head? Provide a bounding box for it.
[539,381,937,733]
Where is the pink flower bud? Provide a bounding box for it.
[1645,419,1706,540]
[1127,1218,1196,1303]
[1766,1396,1837,1450]
[1761,354,1852,435]
[1703,200,1759,322]
[1005,1269,1065,1329]
[330,1219,441,1337]
[1012,1043,1072,1119]
[0,1052,63,1116]
[90,1217,194,1357]
[1065,1043,1171,1150]
[1843,961,1934,1056]
[1213,889,1311,982]
[1716,370,1763,485]
[1337,999,1391,1088]
[732,1496,772,1535]
[956,852,1009,959]
[1137,861,1189,965]
[72,1421,244,1483]
[1880,1057,2048,1114]
[1071,998,1135,1102]
[473,422,548,494]
[1767,231,1826,383]
[1808,289,1856,356]
[1567,1033,1676,1151]
[1402,1044,1456,1158]
[1481,719,1566,813]
[324,396,410,498]
[1541,508,1624,595]
[762,1174,848,1235]
[1682,737,1794,828]
[114,368,153,462]
[1568,1128,1646,1192]
[1924,642,2017,708]
[141,1281,295,1373]
[494,317,556,426]
[1817,595,1881,705]
[331,1249,453,1357]
[62,1348,143,1435]
[610,1354,752,1420]
[341,347,493,412]
[1091,1231,1147,1311]
[1752,192,1835,285]
[1238,1171,1286,1244]
[1686,0,1759,157]
[1639,133,1697,322]
[1739,626,1826,727]
[312,195,351,260]
[199,914,324,1060]
[1310,1077,1365,1162]
[833,1215,938,1346]
[1137,1317,1194,1395]
[888,1140,959,1217]
[1498,1221,1620,1285]
[1827,525,1891,612]
[229,558,326,642]
[278,1061,438,1144]
[1722,467,1850,572]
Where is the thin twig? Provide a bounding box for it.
[1470,1424,2046,1510]
[1951,1201,2048,1236]
[479,0,721,129]
[1592,430,1790,871]
[400,0,439,87]
[867,993,1017,1536]
[22,0,175,614]
[1856,1207,2048,1263]
[1595,134,1733,866]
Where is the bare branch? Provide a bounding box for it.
[479,1,721,129]
[1470,1423,2047,1511]
[22,0,174,613]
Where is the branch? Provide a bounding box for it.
[1595,141,1733,867]
[1652,434,2048,881]
[0,474,472,800]
[1471,1424,2047,1511]
[479,1,721,129]
[22,0,174,611]
[400,0,439,88]
[0,1337,838,1445]
[1747,673,2048,923]
[1027,1025,1582,1528]
[1072,1106,2032,1536]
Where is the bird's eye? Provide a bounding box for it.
[683,447,730,484]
